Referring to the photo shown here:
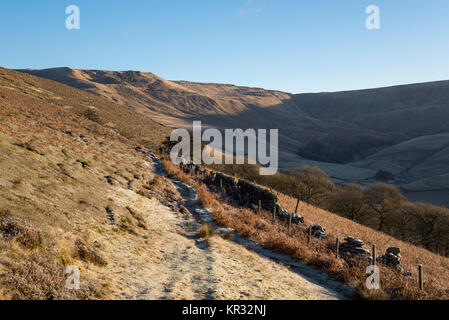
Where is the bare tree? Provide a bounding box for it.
[329,184,367,222]
[365,182,405,232]
[285,166,335,206]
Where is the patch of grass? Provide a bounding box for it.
[0,210,42,249]
[198,224,214,239]
[83,108,103,124]
[119,216,129,224]
[358,288,389,300]
[0,253,79,300]
[55,250,74,266]
[126,206,147,230]
[11,179,23,188]
[74,239,107,266]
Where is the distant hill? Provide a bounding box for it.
[19,68,291,129]
[19,68,449,206]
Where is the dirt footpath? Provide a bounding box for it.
[92,190,350,299]
[90,155,352,300]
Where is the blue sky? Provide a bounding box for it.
[1,0,448,93]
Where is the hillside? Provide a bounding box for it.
[162,159,449,299]
[3,67,449,300]
[19,68,292,129]
[19,68,449,206]
[0,68,354,299]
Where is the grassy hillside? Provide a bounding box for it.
[18,68,449,207]
[10,68,170,149]
[163,160,449,299]
[2,66,449,299]
[19,68,291,129]
[0,68,173,299]
[0,67,352,300]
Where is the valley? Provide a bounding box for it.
[19,68,449,206]
[2,67,449,300]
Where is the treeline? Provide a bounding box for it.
[208,163,449,257]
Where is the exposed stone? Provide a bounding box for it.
[215,227,235,239]
[386,246,401,255]
[344,236,364,247]
[238,179,278,211]
[308,224,327,239]
[377,247,404,273]
[339,236,370,257]
[273,204,304,225]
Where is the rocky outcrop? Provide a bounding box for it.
[237,179,278,211]
[339,236,371,257]
[274,204,305,225]
[179,164,306,227]
[377,247,403,272]
[308,224,327,239]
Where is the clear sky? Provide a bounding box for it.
[1,0,448,93]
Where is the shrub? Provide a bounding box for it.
[1,253,77,300]
[198,224,214,238]
[74,239,107,266]
[365,182,405,232]
[328,184,367,223]
[126,207,147,230]
[83,108,102,124]
[0,210,42,249]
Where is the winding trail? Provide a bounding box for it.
[102,150,353,300]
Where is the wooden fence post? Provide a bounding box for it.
[307,227,312,246]
[273,206,276,222]
[295,197,300,214]
[418,264,423,290]
[372,244,376,266]
[288,213,292,230]
[336,238,340,258]
[258,200,261,214]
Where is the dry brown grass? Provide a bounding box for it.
[1,68,170,150]
[162,161,449,300]
[198,224,214,239]
[277,193,449,298]
[0,210,42,249]
[140,173,182,206]
[0,252,99,300]
[0,67,167,299]
[126,206,148,230]
[74,239,107,266]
